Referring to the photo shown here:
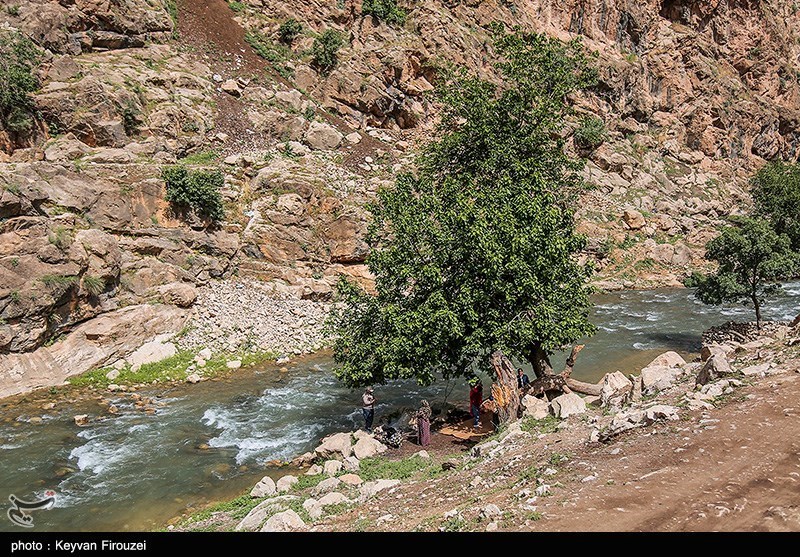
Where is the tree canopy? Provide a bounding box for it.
[693,216,797,329]
[750,160,800,251]
[329,26,598,388]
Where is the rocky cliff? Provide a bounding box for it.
[0,0,798,375]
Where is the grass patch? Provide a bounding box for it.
[81,275,105,296]
[548,452,570,467]
[358,455,433,481]
[440,515,466,532]
[48,226,72,250]
[68,351,196,388]
[520,415,559,435]
[183,494,265,525]
[179,150,219,165]
[292,474,326,491]
[40,274,78,289]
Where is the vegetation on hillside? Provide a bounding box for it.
[0,29,41,134]
[162,165,226,223]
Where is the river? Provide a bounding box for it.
[1,283,798,532]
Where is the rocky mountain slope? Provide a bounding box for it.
[1,0,799,393]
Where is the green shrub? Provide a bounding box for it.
[81,275,105,296]
[121,102,140,136]
[311,29,344,75]
[40,274,78,289]
[278,19,302,44]
[0,29,41,133]
[162,165,225,222]
[362,0,406,25]
[573,115,607,150]
[227,1,245,12]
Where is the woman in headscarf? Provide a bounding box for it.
[416,400,432,447]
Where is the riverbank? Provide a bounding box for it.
[170,318,800,532]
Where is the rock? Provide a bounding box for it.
[195,358,206,368]
[235,495,298,531]
[226,360,242,369]
[641,365,680,393]
[221,79,242,97]
[318,492,349,508]
[470,440,499,458]
[700,343,734,362]
[550,393,586,418]
[276,475,298,493]
[623,208,645,230]
[29,416,43,424]
[486,521,499,532]
[276,356,291,365]
[250,476,276,498]
[260,509,306,532]
[535,485,551,496]
[339,473,363,486]
[305,464,323,476]
[342,456,361,471]
[186,373,201,384]
[480,504,502,519]
[359,479,401,502]
[198,348,213,360]
[696,354,732,386]
[646,351,686,368]
[312,477,341,496]
[345,132,362,144]
[314,432,353,460]
[157,283,197,308]
[644,404,679,422]
[304,121,343,150]
[631,374,643,402]
[127,338,178,371]
[353,436,388,460]
[302,497,322,520]
[414,450,430,459]
[73,414,89,426]
[105,369,120,381]
[741,362,771,376]
[521,394,550,419]
[582,475,597,483]
[323,459,343,476]
[470,476,483,488]
[600,371,633,409]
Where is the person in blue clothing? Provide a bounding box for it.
[362,387,375,432]
[517,368,530,390]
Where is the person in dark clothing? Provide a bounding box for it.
[469,378,483,428]
[362,387,375,432]
[416,400,432,446]
[517,368,530,389]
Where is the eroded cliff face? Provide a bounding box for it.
[0,0,798,357]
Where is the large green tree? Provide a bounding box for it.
[750,160,800,251]
[694,216,797,329]
[329,26,598,388]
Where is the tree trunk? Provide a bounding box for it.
[754,295,762,330]
[526,342,553,379]
[490,351,521,424]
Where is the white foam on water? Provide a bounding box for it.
[0,443,22,449]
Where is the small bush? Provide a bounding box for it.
[573,115,607,150]
[121,102,140,136]
[311,29,344,75]
[0,29,41,133]
[227,1,245,12]
[162,165,225,222]
[40,274,78,289]
[278,19,302,44]
[81,275,105,296]
[47,226,72,250]
[362,0,407,25]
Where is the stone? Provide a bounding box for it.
[226,360,242,369]
[700,344,735,361]
[342,456,360,471]
[314,432,353,460]
[550,393,586,418]
[323,459,343,476]
[105,369,120,381]
[480,504,502,519]
[318,492,349,507]
[741,363,771,376]
[623,208,645,230]
[696,354,732,386]
[646,351,686,368]
[414,450,430,459]
[304,121,343,150]
[521,394,550,419]
[600,371,633,409]
[486,521,499,532]
[339,473,363,486]
[345,132,362,144]
[276,475,298,493]
[74,414,89,426]
[302,497,322,520]
[291,452,316,468]
[260,509,306,532]
[157,283,197,308]
[535,485,550,496]
[641,365,680,393]
[221,79,242,97]
[198,348,213,360]
[305,464,323,476]
[185,373,202,384]
[250,476,276,498]
[359,479,400,502]
[127,338,178,371]
[353,436,388,460]
[644,404,679,422]
[312,477,341,496]
[235,495,298,531]
[470,440,499,458]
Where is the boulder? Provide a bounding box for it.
[480,504,502,519]
[198,348,213,360]
[339,473,363,486]
[250,476,276,498]
[644,404,679,422]
[185,373,201,384]
[73,414,89,426]
[641,365,680,393]
[260,509,307,532]
[323,459,343,476]
[550,393,586,418]
[741,362,771,376]
[235,495,299,531]
[318,492,350,507]
[414,450,430,459]
[700,343,734,361]
[305,464,323,476]
[696,354,732,386]
[359,479,400,502]
[276,475,298,493]
[105,369,120,381]
[127,338,178,371]
[600,371,633,409]
[521,394,550,419]
[353,436,388,460]
[314,432,353,460]
[157,282,197,308]
[221,79,241,97]
[312,477,341,496]
[623,208,645,230]
[226,360,242,369]
[646,351,686,368]
[342,456,360,471]
[302,497,322,520]
[304,121,343,150]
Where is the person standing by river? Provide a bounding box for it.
[416,400,432,446]
[362,387,375,432]
[469,378,483,429]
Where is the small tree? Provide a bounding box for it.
[278,19,302,44]
[693,216,797,329]
[311,29,344,76]
[750,160,800,251]
[329,26,599,388]
[0,29,41,134]
[162,165,225,223]
[573,115,607,151]
[362,0,407,25]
